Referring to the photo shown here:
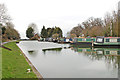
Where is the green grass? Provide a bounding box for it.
[0,47,2,79]
[2,41,38,79]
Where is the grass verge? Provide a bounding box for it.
[2,41,38,79]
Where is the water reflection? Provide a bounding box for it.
[28,50,38,57]
[45,46,120,70]
[42,48,62,52]
[71,45,120,79]
[42,48,62,55]
[41,45,120,78]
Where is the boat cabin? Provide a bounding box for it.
[96,36,120,43]
[94,36,120,47]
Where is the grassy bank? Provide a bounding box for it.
[2,41,38,79]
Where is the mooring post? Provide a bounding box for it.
[92,40,94,47]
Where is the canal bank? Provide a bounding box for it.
[2,41,42,79]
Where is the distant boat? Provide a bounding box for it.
[93,36,120,47]
[57,38,72,44]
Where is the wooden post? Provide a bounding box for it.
[92,40,94,47]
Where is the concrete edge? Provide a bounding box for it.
[16,44,43,80]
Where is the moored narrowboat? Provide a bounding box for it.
[93,36,120,47]
[71,37,96,46]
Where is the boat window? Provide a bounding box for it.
[96,38,103,43]
[117,38,120,42]
[106,51,110,54]
[82,38,86,41]
[118,51,120,55]
[106,39,109,42]
[110,38,117,42]
[78,38,82,41]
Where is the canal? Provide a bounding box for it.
[17,41,120,78]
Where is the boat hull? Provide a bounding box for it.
[94,44,120,48]
[70,42,92,47]
[58,42,70,44]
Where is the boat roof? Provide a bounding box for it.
[75,37,120,39]
[104,37,120,38]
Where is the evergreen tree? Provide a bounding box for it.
[26,27,34,39]
[41,25,47,38]
[53,27,63,37]
[2,27,6,34]
[47,28,52,37]
[40,26,63,38]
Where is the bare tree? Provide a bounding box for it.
[0,4,11,25]
[70,24,83,37]
[28,23,39,34]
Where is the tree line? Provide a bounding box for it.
[0,4,63,41]
[1,3,119,42]
[26,24,63,39]
[41,26,63,38]
[70,10,119,37]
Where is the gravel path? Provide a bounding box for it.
[1,40,16,45]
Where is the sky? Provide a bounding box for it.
[0,0,120,39]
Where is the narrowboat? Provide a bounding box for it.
[64,38,72,43]
[58,38,72,44]
[93,36,120,47]
[71,37,96,46]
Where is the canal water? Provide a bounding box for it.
[17,41,120,78]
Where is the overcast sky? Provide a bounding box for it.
[1,0,120,39]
